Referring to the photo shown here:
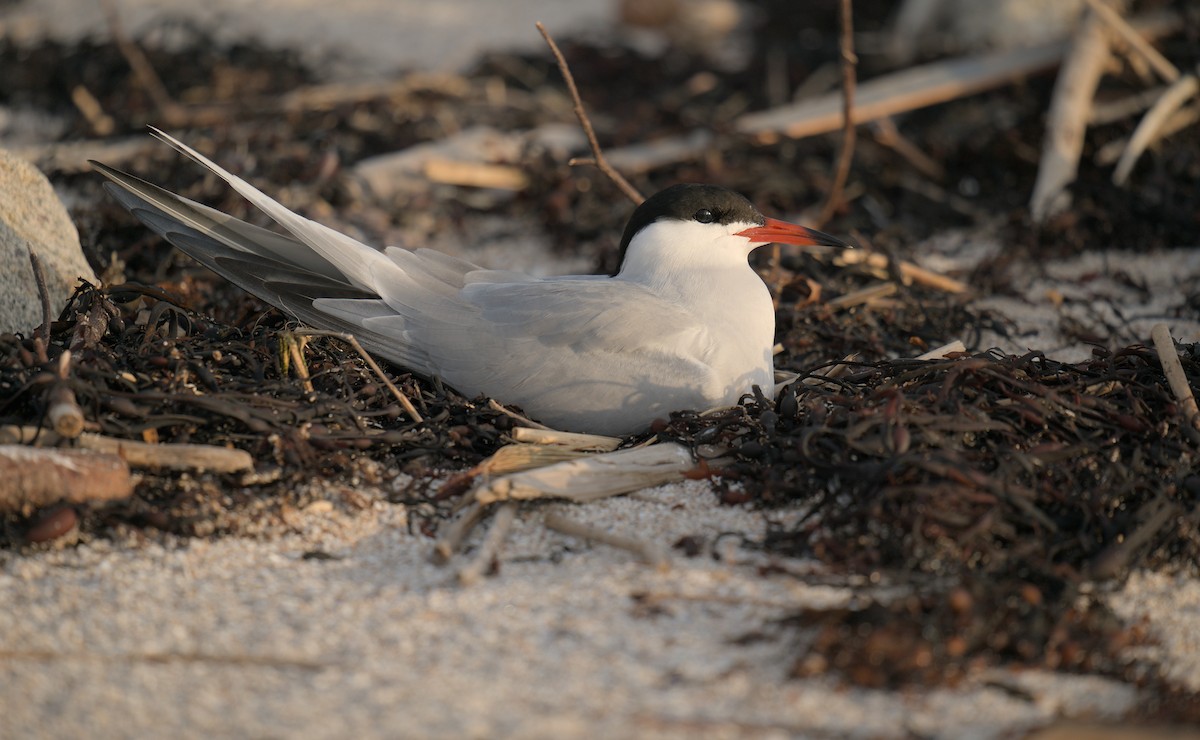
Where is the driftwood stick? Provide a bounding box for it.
[47,351,84,439]
[826,282,898,310]
[432,500,489,564]
[0,446,132,514]
[457,501,518,585]
[1082,0,1180,83]
[1151,323,1200,437]
[916,340,967,361]
[543,511,669,567]
[834,249,969,293]
[737,10,1180,144]
[536,22,645,205]
[1029,5,1114,223]
[473,443,695,505]
[0,426,254,472]
[816,0,858,228]
[509,427,621,451]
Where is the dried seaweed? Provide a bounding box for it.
[659,339,1200,687]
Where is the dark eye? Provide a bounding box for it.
[693,208,716,224]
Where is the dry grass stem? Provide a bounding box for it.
[293,330,423,423]
[1082,0,1180,82]
[486,399,552,430]
[1113,74,1200,185]
[1095,101,1200,165]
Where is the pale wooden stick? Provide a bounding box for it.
[1151,323,1200,431]
[826,282,898,310]
[422,159,529,190]
[543,511,669,567]
[47,351,84,439]
[510,427,621,451]
[432,500,488,563]
[1095,102,1200,165]
[916,340,967,361]
[741,42,1065,143]
[0,426,253,473]
[70,85,115,136]
[293,329,423,423]
[834,249,969,293]
[801,353,861,387]
[1089,85,1168,125]
[473,443,695,505]
[1112,74,1200,185]
[457,502,518,585]
[1082,0,1180,83]
[1030,6,1113,222]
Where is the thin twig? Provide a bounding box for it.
[536,22,644,205]
[816,0,858,228]
[0,425,255,472]
[486,398,551,430]
[543,511,669,567]
[293,329,423,423]
[1151,323,1200,443]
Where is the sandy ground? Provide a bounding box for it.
[3,1,1200,737]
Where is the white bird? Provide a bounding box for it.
[93,129,846,436]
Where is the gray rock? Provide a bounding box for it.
[0,149,97,335]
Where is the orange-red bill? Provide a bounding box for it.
[736,217,848,248]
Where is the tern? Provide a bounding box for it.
[93,130,846,435]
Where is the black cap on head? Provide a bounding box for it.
[615,184,765,268]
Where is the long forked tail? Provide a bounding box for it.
[91,159,377,330]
